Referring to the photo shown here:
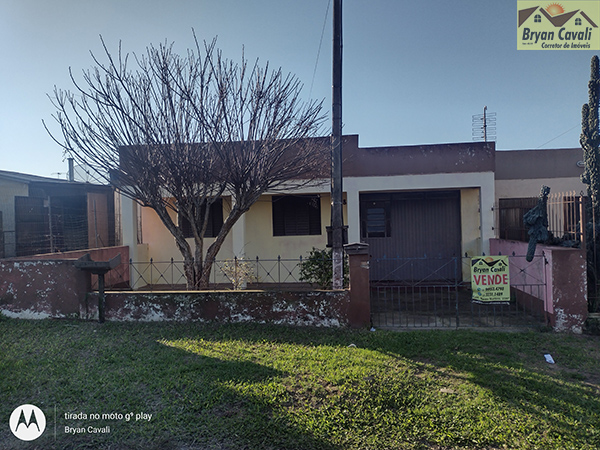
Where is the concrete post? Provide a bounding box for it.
[344,242,371,328]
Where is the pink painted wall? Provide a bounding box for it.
[1,246,129,319]
[490,239,587,332]
[0,246,364,328]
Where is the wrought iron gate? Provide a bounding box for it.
[370,255,548,329]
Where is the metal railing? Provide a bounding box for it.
[107,256,318,291]
[495,191,585,245]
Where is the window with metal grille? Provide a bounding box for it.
[364,205,390,237]
[180,199,223,238]
[361,199,391,238]
[272,195,321,236]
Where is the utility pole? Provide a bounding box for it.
[331,0,344,289]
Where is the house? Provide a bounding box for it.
[119,134,591,288]
[494,147,585,241]
[120,135,496,286]
[519,5,598,29]
[496,147,585,198]
[0,170,117,258]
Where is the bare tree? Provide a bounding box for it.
[46,35,327,288]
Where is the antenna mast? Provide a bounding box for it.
[472,106,496,142]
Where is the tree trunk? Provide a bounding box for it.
[192,238,204,289]
[197,206,245,289]
[175,235,197,289]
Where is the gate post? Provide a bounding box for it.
[344,243,371,328]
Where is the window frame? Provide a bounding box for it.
[361,198,391,239]
[272,194,322,237]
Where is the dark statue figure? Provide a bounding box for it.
[523,185,551,262]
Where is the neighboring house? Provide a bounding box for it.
[495,147,585,198]
[0,170,116,258]
[494,148,585,241]
[121,135,496,285]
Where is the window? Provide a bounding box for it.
[361,199,391,238]
[575,18,582,25]
[534,14,541,22]
[272,195,321,236]
[497,197,538,242]
[180,199,223,238]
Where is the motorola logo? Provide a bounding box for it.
[9,404,46,441]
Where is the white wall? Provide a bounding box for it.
[344,172,496,255]
[496,177,586,199]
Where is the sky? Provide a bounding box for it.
[0,0,598,178]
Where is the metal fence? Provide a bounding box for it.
[104,256,316,291]
[495,191,584,245]
[95,251,550,329]
[370,255,548,329]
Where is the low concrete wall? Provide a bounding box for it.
[14,246,130,288]
[0,246,128,319]
[490,239,587,333]
[0,245,366,328]
[0,258,89,319]
[83,290,351,327]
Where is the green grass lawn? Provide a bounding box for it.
[0,317,599,450]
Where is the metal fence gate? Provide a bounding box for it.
[370,255,548,329]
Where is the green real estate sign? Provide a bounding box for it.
[471,256,510,303]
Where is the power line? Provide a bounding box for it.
[309,0,331,99]
[537,124,580,148]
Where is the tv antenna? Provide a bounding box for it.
[472,106,496,142]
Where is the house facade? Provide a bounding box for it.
[121,135,496,285]
[495,147,585,198]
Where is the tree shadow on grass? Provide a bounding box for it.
[164,322,600,449]
[0,320,342,450]
[149,341,342,450]
[4,320,599,449]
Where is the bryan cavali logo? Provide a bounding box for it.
[9,404,46,441]
[517,1,600,50]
